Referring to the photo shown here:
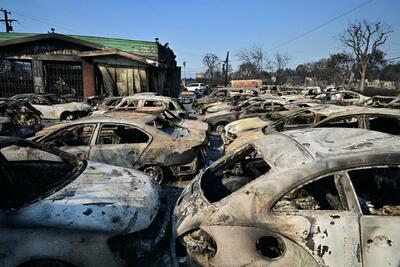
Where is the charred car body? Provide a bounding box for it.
[174,128,400,266]
[92,95,189,119]
[11,93,91,121]
[34,112,208,183]
[193,88,260,115]
[317,90,371,106]
[204,99,290,134]
[225,106,400,152]
[0,137,160,267]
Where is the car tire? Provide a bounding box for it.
[60,112,73,121]
[143,165,164,184]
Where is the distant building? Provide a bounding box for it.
[230,79,263,88]
[0,32,181,101]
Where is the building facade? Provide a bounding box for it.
[0,33,181,101]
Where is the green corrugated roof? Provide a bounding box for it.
[0,32,158,57]
[0,32,36,42]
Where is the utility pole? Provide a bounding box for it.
[0,8,17,32]
[224,51,229,87]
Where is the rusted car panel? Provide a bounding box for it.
[173,128,400,266]
[35,112,207,182]
[0,137,160,267]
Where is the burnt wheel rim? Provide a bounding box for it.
[215,125,225,134]
[144,165,164,184]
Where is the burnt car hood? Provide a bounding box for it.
[225,117,272,135]
[0,161,160,234]
[204,110,235,121]
[180,119,209,133]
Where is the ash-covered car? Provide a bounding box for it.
[0,136,160,267]
[11,93,91,121]
[174,128,400,266]
[0,98,42,137]
[178,91,198,104]
[33,112,208,183]
[204,94,260,114]
[204,99,290,134]
[319,90,371,106]
[157,110,209,133]
[90,96,123,114]
[95,94,190,119]
[225,106,400,152]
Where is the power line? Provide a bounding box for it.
[0,8,18,32]
[11,10,87,34]
[266,0,374,52]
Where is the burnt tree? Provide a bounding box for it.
[339,20,392,92]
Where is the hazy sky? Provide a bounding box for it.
[2,0,400,77]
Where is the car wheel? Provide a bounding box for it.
[143,165,164,184]
[60,112,74,121]
[215,124,226,135]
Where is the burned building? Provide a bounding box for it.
[0,32,181,101]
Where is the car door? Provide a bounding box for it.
[272,172,361,266]
[282,110,317,131]
[315,115,364,129]
[347,167,400,267]
[238,104,265,119]
[88,123,151,169]
[31,96,56,119]
[39,124,96,159]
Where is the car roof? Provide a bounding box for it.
[67,112,156,126]
[253,128,400,171]
[317,107,400,119]
[121,94,175,102]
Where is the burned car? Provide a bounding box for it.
[225,106,400,152]
[205,94,261,114]
[204,99,290,134]
[318,90,371,106]
[90,96,123,114]
[178,91,199,104]
[222,101,299,144]
[11,93,91,121]
[192,89,231,114]
[103,95,189,118]
[174,128,400,266]
[157,110,209,132]
[0,137,160,267]
[0,98,42,137]
[34,112,208,183]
